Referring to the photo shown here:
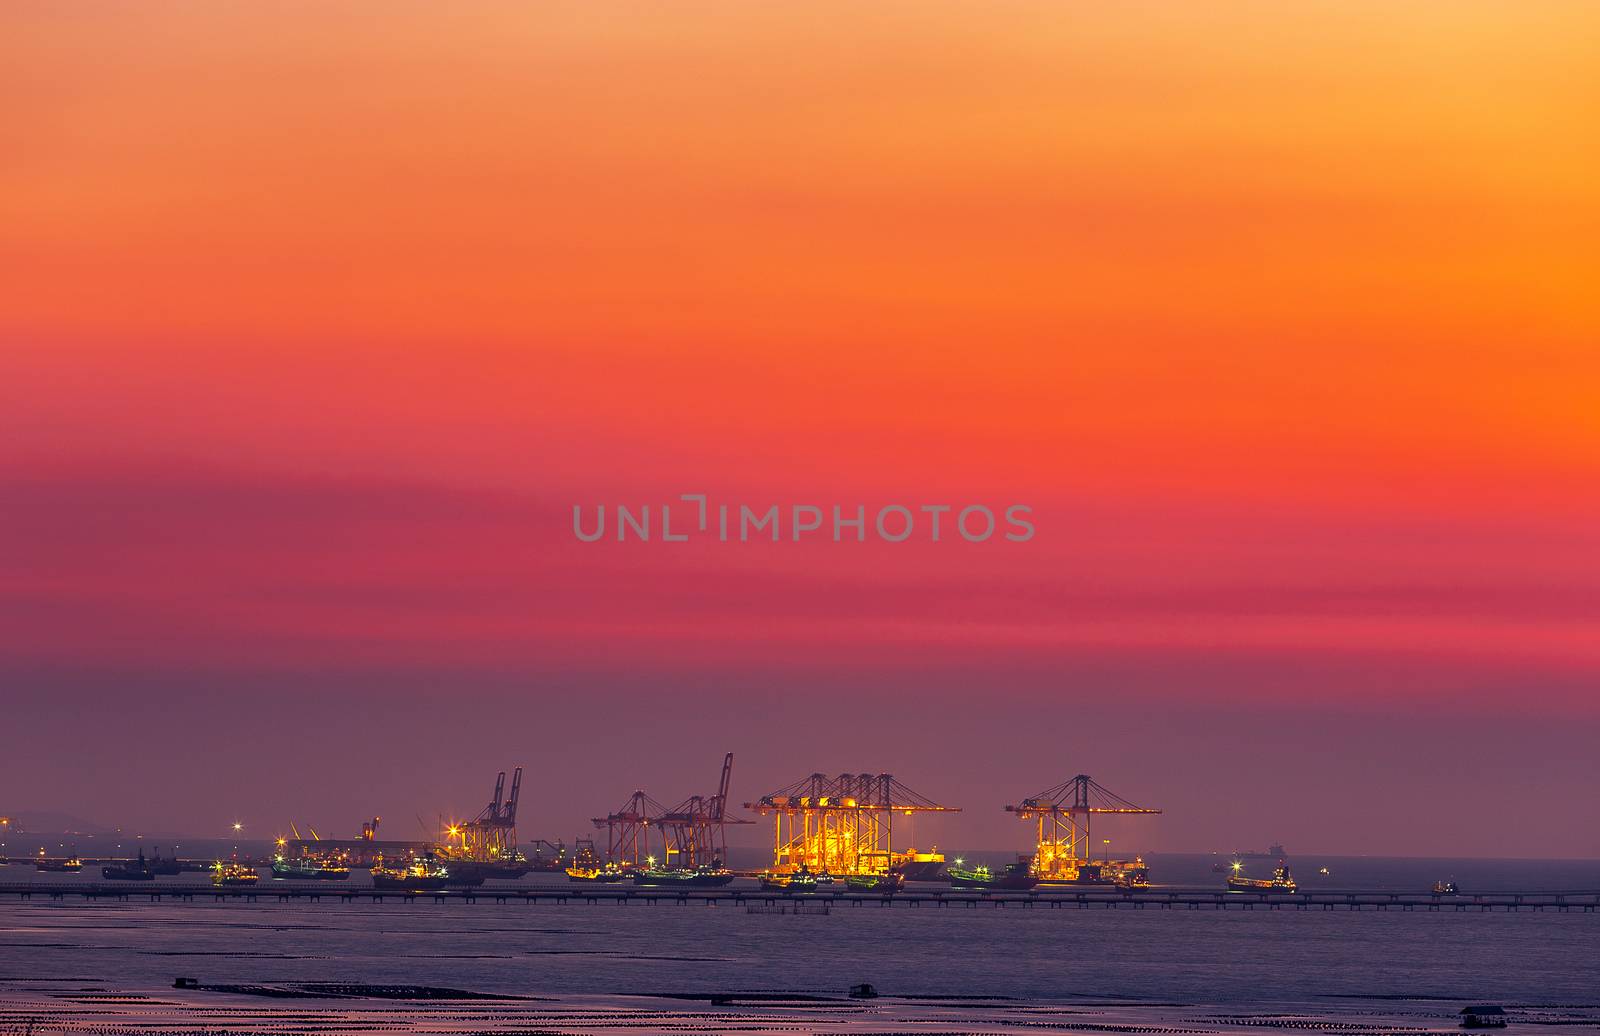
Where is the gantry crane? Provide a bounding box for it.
[745,772,958,876]
[592,789,669,868]
[655,752,751,870]
[1005,774,1160,881]
[459,766,522,861]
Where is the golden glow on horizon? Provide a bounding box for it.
[0,2,1596,701]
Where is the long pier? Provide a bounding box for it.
[2,882,1597,911]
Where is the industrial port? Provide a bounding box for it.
[4,759,1590,909]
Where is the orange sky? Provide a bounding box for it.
[2,2,1598,851]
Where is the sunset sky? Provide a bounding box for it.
[3,2,1597,857]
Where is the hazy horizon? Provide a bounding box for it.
[4,3,1597,867]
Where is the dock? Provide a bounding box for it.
[3,882,1597,911]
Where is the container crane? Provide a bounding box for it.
[746,771,958,876]
[655,752,751,870]
[592,790,669,868]
[1005,774,1160,883]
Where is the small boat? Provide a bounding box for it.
[631,864,736,888]
[1432,880,1459,895]
[948,861,1037,891]
[35,852,83,873]
[102,849,156,881]
[371,855,451,891]
[1226,860,1297,893]
[270,854,351,880]
[566,862,627,883]
[845,872,904,893]
[1460,1006,1507,1029]
[760,868,818,893]
[211,861,260,886]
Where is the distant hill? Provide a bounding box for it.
[2,810,178,838]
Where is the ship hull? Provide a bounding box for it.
[271,865,351,881]
[760,876,817,893]
[632,870,736,888]
[1226,878,1296,893]
[101,868,154,881]
[892,860,948,882]
[948,867,1037,891]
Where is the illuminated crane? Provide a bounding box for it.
[655,753,751,869]
[592,789,669,868]
[1005,774,1160,881]
[460,766,522,861]
[746,772,958,876]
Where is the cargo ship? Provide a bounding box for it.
[889,848,947,882]
[1233,843,1287,861]
[211,861,260,886]
[101,850,156,881]
[148,847,183,876]
[270,854,351,880]
[1226,860,1296,893]
[632,864,736,888]
[1036,856,1151,889]
[35,852,83,872]
[948,860,1037,891]
[371,856,451,891]
[443,857,531,883]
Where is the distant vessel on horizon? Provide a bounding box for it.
[1232,843,1287,860]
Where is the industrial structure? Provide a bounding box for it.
[457,767,523,861]
[746,772,958,876]
[656,753,750,869]
[590,753,748,870]
[592,790,668,868]
[1004,774,1160,883]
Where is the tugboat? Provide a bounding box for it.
[1226,859,1297,893]
[948,860,1037,891]
[1432,880,1459,895]
[631,862,736,887]
[211,861,260,886]
[102,849,156,881]
[566,861,627,883]
[270,853,351,880]
[371,855,451,891]
[845,871,904,893]
[35,850,83,872]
